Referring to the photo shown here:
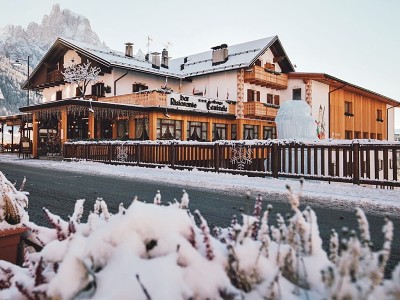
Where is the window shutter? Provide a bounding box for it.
[274,95,280,105]
[256,91,261,102]
[247,89,254,102]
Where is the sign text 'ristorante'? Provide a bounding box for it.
[167,93,229,114]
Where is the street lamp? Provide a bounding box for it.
[13,56,30,106]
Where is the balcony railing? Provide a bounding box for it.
[97,91,237,114]
[244,102,278,119]
[46,70,63,83]
[244,65,288,89]
[101,91,168,106]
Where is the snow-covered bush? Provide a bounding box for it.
[0,174,399,299]
[0,172,29,229]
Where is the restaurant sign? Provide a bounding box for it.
[167,93,229,114]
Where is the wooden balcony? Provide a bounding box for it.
[244,102,278,119]
[244,65,288,90]
[99,91,237,115]
[46,70,64,84]
[101,91,168,106]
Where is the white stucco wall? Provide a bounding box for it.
[64,50,82,66]
[311,80,329,137]
[281,79,305,103]
[180,71,237,100]
[387,104,395,141]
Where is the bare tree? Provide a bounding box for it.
[62,60,101,97]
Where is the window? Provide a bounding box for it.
[377,109,383,122]
[67,115,88,140]
[377,133,383,140]
[345,130,353,140]
[75,87,82,97]
[56,90,62,100]
[100,119,112,139]
[243,124,259,140]
[231,124,237,140]
[363,132,369,139]
[135,118,149,140]
[212,123,227,141]
[344,101,353,116]
[267,94,273,104]
[292,88,301,100]
[188,121,208,141]
[255,59,262,67]
[132,83,148,93]
[263,126,276,139]
[354,131,361,139]
[247,89,260,102]
[117,119,129,139]
[157,119,182,140]
[370,133,376,139]
[91,82,105,97]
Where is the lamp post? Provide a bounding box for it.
[13,56,30,106]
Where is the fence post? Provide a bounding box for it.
[352,142,360,185]
[85,144,89,160]
[108,143,112,162]
[170,143,176,169]
[136,143,141,165]
[271,143,279,178]
[214,143,220,173]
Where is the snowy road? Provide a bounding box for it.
[0,155,399,276]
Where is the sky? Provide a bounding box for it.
[1,0,400,126]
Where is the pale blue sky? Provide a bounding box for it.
[2,0,400,127]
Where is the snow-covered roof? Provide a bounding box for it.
[53,36,293,79]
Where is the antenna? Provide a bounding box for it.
[163,41,173,50]
[146,36,153,55]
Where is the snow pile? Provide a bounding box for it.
[275,100,317,140]
[0,171,29,230]
[0,176,399,299]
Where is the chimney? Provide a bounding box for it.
[161,48,169,69]
[211,44,228,66]
[151,52,160,69]
[125,42,134,57]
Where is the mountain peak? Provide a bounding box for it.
[0,4,106,115]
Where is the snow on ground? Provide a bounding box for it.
[1,154,400,216]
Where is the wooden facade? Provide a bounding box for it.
[330,88,387,140]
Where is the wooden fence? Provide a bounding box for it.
[63,141,400,187]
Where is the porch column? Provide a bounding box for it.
[60,108,68,144]
[88,113,95,139]
[182,120,188,141]
[10,125,14,153]
[148,112,157,140]
[32,112,38,158]
[128,116,136,139]
[237,119,244,140]
[1,123,4,148]
[112,120,118,139]
[96,120,101,139]
[208,121,213,141]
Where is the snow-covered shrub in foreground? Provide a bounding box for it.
[0,175,399,299]
[0,172,29,229]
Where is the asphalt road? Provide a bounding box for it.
[1,161,399,277]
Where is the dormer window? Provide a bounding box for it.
[133,83,148,93]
